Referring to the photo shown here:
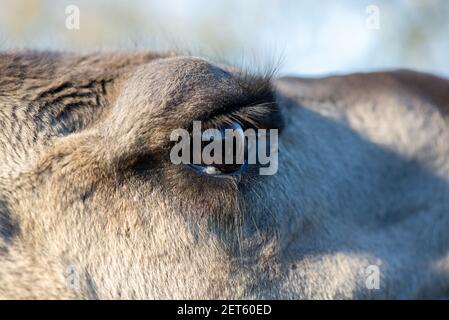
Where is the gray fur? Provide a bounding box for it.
[0,51,449,299]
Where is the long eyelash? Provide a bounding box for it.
[204,101,282,132]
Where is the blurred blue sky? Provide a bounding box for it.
[1,0,448,77]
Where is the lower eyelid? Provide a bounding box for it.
[188,164,221,175]
[187,162,248,177]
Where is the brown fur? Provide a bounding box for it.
[1,51,449,299]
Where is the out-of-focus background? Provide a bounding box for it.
[0,0,448,77]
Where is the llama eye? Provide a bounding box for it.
[188,122,248,176]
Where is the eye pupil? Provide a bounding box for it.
[188,121,247,176]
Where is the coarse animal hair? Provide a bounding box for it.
[1,50,449,299]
